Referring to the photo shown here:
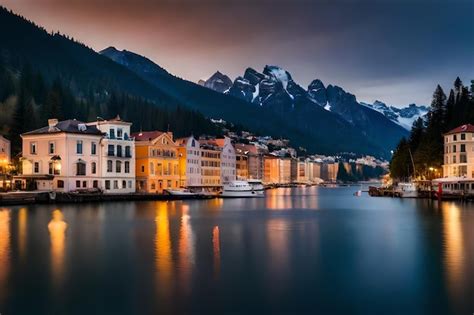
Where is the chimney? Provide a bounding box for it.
[48,119,58,132]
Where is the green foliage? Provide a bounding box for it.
[390,77,474,179]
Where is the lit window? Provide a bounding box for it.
[30,142,37,154]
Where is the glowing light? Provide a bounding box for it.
[0,209,10,304]
[212,226,220,279]
[155,202,173,296]
[178,206,194,293]
[18,208,27,261]
[48,209,67,288]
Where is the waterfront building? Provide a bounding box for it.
[321,162,339,182]
[87,116,135,193]
[279,158,292,184]
[235,152,249,180]
[199,140,221,189]
[442,124,474,178]
[133,131,180,193]
[19,119,104,191]
[235,143,264,180]
[0,135,11,167]
[297,159,310,183]
[176,136,202,188]
[263,155,280,184]
[215,137,236,184]
[308,161,323,183]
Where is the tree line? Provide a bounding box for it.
[390,77,474,180]
[0,61,222,155]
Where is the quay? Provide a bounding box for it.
[0,191,214,206]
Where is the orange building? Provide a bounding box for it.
[133,131,181,193]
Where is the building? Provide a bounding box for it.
[87,116,135,193]
[19,119,104,191]
[200,141,221,189]
[176,136,202,188]
[0,135,11,168]
[321,162,339,182]
[134,131,180,193]
[442,124,474,178]
[297,159,310,183]
[279,158,292,184]
[215,137,236,184]
[235,143,264,180]
[235,152,249,180]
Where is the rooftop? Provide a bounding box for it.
[131,131,165,142]
[445,124,474,135]
[22,119,103,136]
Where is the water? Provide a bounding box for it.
[0,186,473,314]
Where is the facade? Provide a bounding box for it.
[235,143,264,180]
[134,131,180,193]
[236,152,249,180]
[263,155,280,184]
[20,119,104,192]
[200,142,221,188]
[308,161,323,182]
[88,116,135,193]
[0,135,11,174]
[177,136,202,188]
[216,137,236,184]
[442,124,474,178]
[279,158,292,184]
[297,160,310,183]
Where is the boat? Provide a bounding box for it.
[164,189,198,196]
[221,180,265,198]
[395,182,418,198]
[247,179,265,196]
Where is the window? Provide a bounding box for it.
[82,181,87,188]
[105,180,111,190]
[460,144,466,152]
[30,142,37,154]
[122,180,126,189]
[49,141,55,154]
[453,145,457,153]
[125,161,130,173]
[461,133,466,140]
[116,161,122,173]
[57,180,64,188]
[125,146,131,157]
[76,162,86,176]
[48,162,60,175]
[453,135,457,141]
[141,165,145,173]
[109,128,115,139]
[117,128,123,139]
[93,180,98,188]
[113,180,118,189]
[91,142,97,155]
[91,162,97,174]
[460,154,467,163]
[453,155,457,163]
[76,140,83,154]
[117,145,122,157]
[108,145,114,156]
[34,162,39,173]
[157,163,163,175]
[76,181,80,188]
[128,181,132,188]
[107,160,113,172]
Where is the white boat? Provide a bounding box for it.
[247,179,265,196]
[221,180,265,198]
[164,189,198,196]
[395,182,418,198]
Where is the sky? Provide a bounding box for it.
[1,0,473,106]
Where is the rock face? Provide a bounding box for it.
[361,101,429,130]
[201,65,410,155]
[202,71,233,93]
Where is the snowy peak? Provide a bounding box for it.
[361,101,428,130]
[201,71,233,93]
[263,65,293,89]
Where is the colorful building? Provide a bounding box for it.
[199,141,221,189]
[235,143,264,180]
[19,119,104,191]
[134,131,180,193]
[88,116,135,193]
[176,136,202,188]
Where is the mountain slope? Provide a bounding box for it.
[361,101,428,130]
[202,66,409,155]
[101,47,394,157]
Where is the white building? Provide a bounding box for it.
[88,116,135,193]
[217,137,236,184]
[442,124,474,178]
[177,136,202,188]
[20,119,104,191]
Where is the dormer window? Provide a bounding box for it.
[117,128,123,139]
[109,128,115,139]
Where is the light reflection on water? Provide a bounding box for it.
[0,187,473,314]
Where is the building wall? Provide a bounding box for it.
[200,148,221,187]
[135,133,180,193]
[248,154,263,180]
[0,135,11,174]
[236,153,249,180]
[220,137,236,184]
[443,132,474,178]
[279,158,292,184]
[21,133,103,192]
[263,156,280,184]
[178,136,202,188]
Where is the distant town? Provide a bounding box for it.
[0,116,388,196]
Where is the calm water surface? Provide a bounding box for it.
[0,187,473,314]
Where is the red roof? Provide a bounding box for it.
[445,124,474,135]
[131,131,165,141]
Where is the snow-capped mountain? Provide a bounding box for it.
[360,101,429,130]
[198,71,232,93]
[201,66,409,149]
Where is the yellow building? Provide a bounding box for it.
[199,141,221,189]
[133,131,181,193]
[263,155,280,184]
[236,153,249,180]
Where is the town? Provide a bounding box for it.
[0,115,388,201]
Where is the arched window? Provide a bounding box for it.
[116,161,122,173]
[91,162,97,174]
[76,161,86,176]
[107,160,113,172]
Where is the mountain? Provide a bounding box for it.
[361,101,429,130]
[199,71,232,93]
[0,6,406,158]
[201,66,409,156]
[101,48,407,157]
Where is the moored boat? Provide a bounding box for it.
[395,182,418,198]
[221,180,265,198]
[164,189,198,196]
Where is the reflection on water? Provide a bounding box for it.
[178,205,194,293]
[213,226,220,279]
[18,208,27,261]
[48,209,67,289]
[0,208,10,304]
[155,202,173,297]
[265,187,319,210]
[266,219,289,281]
[442,203,465,307]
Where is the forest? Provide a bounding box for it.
[390,77,474,180]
